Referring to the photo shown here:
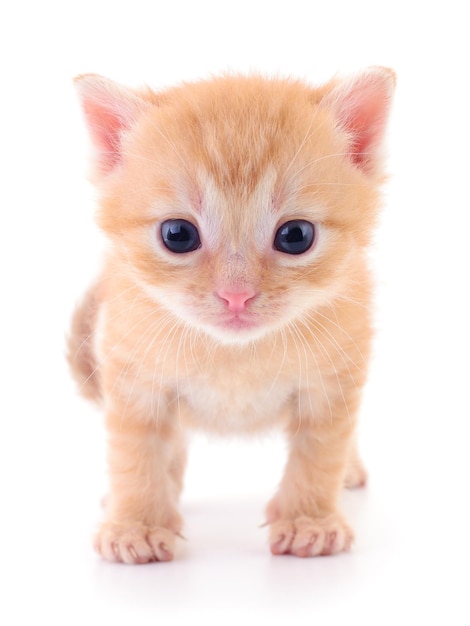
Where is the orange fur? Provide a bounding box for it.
[68,69,394,563]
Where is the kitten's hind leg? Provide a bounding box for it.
[67,282,102,402]
[344,436,368,489]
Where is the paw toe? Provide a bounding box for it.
[147,528,175,562]
[269,514,354,558]
[269,520,294,555]
[95,523,176,564]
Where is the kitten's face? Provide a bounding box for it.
[133,170,340,345]
[91,75,388,345]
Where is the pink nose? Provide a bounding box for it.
[217,289,256,313]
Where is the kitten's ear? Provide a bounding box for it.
[74,74,150,176]
[322,66,396,173]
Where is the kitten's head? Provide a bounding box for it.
[76,69,395,345]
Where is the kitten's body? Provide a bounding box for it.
[69,70,394,563]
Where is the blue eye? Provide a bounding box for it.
[161,219,201,253]
[273,220,316,255]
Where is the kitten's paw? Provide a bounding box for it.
[94,522,176,564]
[344,457,368,489]
[269,514,354,557]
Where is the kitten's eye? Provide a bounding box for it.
[273,220,316,255]
[161,219,201,253]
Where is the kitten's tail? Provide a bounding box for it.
[67,283,102,402]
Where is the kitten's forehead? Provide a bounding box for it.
[162,76,321,194]
[197,167,277,252]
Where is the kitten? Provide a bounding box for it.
[68,68,395,563]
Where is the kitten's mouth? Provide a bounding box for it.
[199,311,272,344]
[217,313,259,331]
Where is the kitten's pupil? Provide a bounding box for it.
[161,219,201,253]
[273,220,316,255]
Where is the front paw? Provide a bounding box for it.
[94,522,177,564]
[269,514,354,557]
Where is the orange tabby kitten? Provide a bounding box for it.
[68,68,395,563]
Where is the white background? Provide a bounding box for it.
[1,1,469,624]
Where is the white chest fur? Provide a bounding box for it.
[173,346,299,432]
[178,369,295,433]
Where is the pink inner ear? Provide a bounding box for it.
[331,69,395,171]
[347,94,388,166]
[348,88,388,165]
[75,75,147,176]
[82,99,124,172]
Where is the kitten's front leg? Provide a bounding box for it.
[267,398,357,557]
[95,410,186,564]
